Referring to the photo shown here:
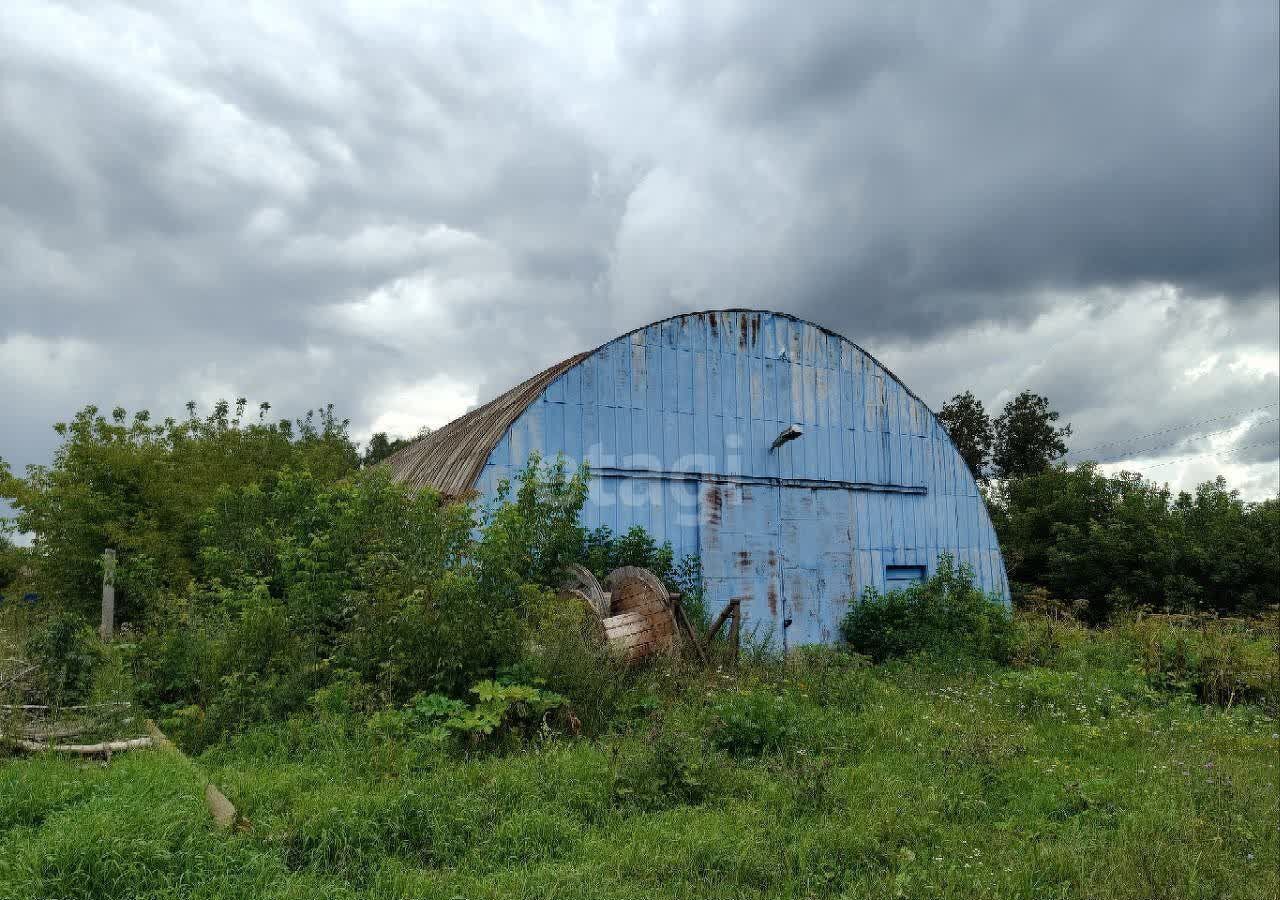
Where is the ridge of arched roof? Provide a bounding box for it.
[385,309,934,496]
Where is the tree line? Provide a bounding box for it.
[936,389,1277,620]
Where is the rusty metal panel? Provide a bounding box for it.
[699,481,783,642]
[777,484,856,647]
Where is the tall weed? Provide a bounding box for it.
[840,555,1013,663]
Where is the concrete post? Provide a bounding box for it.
[100,549,116,642]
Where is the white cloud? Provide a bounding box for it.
[0,333,104,391]
[873,287,1279,499]
[361,374,477,442]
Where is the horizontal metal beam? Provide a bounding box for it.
[589,466,927,495]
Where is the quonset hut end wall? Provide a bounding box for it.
[386,310,1009,649]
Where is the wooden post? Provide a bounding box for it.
[727,599,741,664]
[705,602,736,643]
[99,549,116,642]
[669,593,709,665]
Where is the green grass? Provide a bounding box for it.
[1,625,1276,899]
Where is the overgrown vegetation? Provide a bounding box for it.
[1,397,1276,899]
[933,388,1279,620]
[1,614,1274,899]
[130,455,590,750]
[0,401,358,622]
[22,611,103,705]
[0,402,704,752]
[840,556,1014,664]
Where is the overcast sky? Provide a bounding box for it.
[2,1,1277,502]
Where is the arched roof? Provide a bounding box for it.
[384,309,933,496]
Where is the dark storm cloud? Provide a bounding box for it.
[1233,415,1280,465]
[1,1,1277,497]
[615,1,1278,338]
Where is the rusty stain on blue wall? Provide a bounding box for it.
[475,310,1008,649]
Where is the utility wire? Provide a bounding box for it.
[1079,419,1277,465]
[1063,401,1279,456]
[1094,438,1280,471]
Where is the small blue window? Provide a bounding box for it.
[885,565,926,591]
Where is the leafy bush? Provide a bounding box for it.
[371,680,566,751]
[580,525,675,586]
[478,453,589,590]
[132,456,589,749]
[1118,614,1278,708]
[612,721,712,808]
[24,611,103,704]
[708,688,799,757]
[839,555,1013,663]
[444,680,567,745]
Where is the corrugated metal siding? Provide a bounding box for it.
[391,310,1009,646]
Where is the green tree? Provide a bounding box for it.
[992,390,1072,479]
[840,554,1012,663]
[0,400,358,621]
[988,463,1278,620]
[937,391,993,479]
[477,453,590,591]
[361,427,429,468]
[135,454,591,746]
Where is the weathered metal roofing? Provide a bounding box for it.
[384,351,590,496]
[385,309,934,497]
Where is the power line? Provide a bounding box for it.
[1092,438,1280,471]
[1064,402,1279,456]
[1081,418,1277,465]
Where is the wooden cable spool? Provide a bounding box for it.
[556,564,684,664]
[601,567,679,662]
[559,564,610,619]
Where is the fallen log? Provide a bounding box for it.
[145,720,243,830]
[1,701,132,712]
[8,736,152,755]
[0,706,131,711]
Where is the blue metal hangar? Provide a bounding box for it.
[387,310,1009,648]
